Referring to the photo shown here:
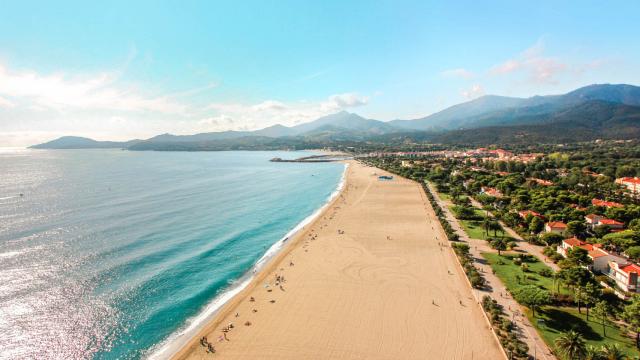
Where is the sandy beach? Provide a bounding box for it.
[173,161,503,360]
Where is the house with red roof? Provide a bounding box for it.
[557,238,625,273]
[584,214,624,230]
[616,177,640,194]
[607,261,640,294]
[597,218,625,230]
[518,210,543,219]
[585,214,604,226]
[591,198,624,208]
[480,187,503,198]
[545,221,567,234]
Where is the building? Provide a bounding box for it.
[607,261,640,294]
[591,198,624,208]
[557,238,625,273]
[596,218,625,230]
[585,214,625,230]
[518,210,543,219]
[585,214,605,226]
[545,221,567,234]
[528,178,554,186]
[480,187,503,198]
[615,177,640,194]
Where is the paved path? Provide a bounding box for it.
[428,183,557,360]
[469,198,560,272]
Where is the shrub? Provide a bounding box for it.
[539,268,554,277]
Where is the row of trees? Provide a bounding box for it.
[482,296,529,359]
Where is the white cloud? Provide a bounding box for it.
[441,68,475,79]
[201,92,370,131]
[251,100,288,112]
[0,59,372,145]
[327,93,369,108]
[489,40,568,84]
[461,84,485,99]
[0,63,187,113]
[490,60,521,75]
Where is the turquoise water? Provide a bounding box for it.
[0,149,344,359]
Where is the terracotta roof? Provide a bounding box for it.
[564,237,585,247]
[546,221,566,228]
[599,219,624,226]
[591,199,624,208]
[588,249,608,259]
[617,177,640,185]
[621,263,640,274]
[519,210,542,218]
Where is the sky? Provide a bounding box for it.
[1,0,639,146]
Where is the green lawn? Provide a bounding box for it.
[528,307,639,357]
[482,252,639,357]
[482,252,568,295]
[450,206,510,241]
[459,218,489,240]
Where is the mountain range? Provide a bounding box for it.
[31,83,640,150]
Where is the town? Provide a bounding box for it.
[361,140,640,359]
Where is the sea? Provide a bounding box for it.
[0,148,345,359]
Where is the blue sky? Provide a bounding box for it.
[1,0,639,145]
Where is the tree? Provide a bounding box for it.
[564,247,593,268]
[583,345,602,360]
[482,217,492,238]
[567,220,587,238]
[554,330,586,360]
[529,216,544,234]
[600,343,625,360]
[560,266,592,290]
[514,285,551,317]
[593,225,612,239]
[489,220,502,237]
[626,246,640,262]
[592,301,611,337]
[582,282,601,321]
[629,218,640,232]
[541,232,565,246]
[623,295,640,349]
[490,238,508,256]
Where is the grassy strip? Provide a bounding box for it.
[483,252,639,357]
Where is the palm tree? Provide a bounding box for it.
[583,345,602,360]
[490,238,508,256]
[554,330,587,360]
[600,343,625,360]
[482,217,492,238]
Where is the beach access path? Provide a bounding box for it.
[174,161,503,360]
[427,183,557,360]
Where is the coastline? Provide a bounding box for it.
[150,162,349,359]
[171,161,503,359]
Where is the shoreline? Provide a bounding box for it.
[150,162,349,359]
[172,161,502,359]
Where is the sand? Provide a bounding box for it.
[173,161,504,360]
